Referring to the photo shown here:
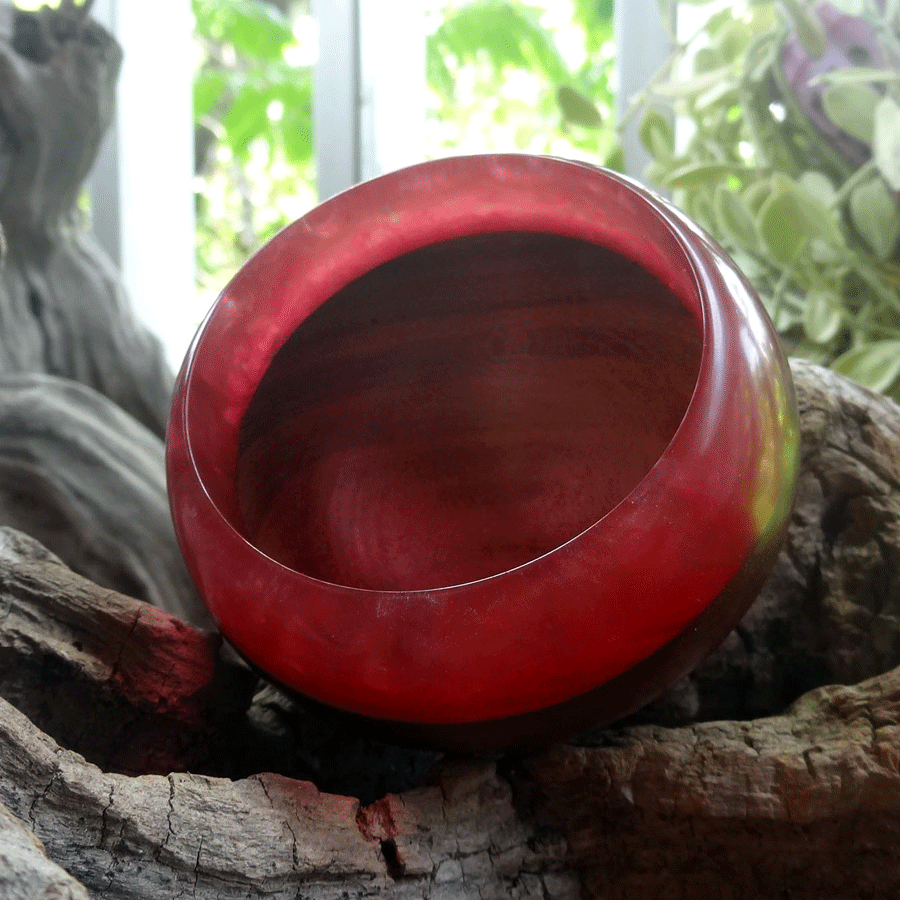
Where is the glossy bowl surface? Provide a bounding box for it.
[166,155,799,749]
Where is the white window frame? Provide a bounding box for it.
[312,0,425,201]
[88,0,196,370]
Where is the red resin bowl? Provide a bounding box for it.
[166,155,799,751]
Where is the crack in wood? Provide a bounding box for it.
[27,752,60,831]
[99,783,114,850]
[378,838,404,881]
[155,773,176,864]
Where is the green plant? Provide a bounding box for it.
[427,0,620,165]
[192,0,315,297]
[192,0,618,300]
[628,0,900,398]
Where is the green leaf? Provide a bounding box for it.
[797,171,836,207]
[791,338,832,364]
[426,33,456,99]
[874,96,900,190]
[802,288,843,344]
[821,82,879,142]
[195,0,295,59]
[430,2,570,84]
[602,144,626,173]
[812,66,900,87]
[281,120,311,165]
[714,185,758,248]
[854,257,900,310]
[715,19,753,62]
[730,249,768,282]
[573,0,613,54]
[779,0,827,58]
[743,179,773,217]
[226,2,294,58]
[746,31,781,82]
[849,176,900,260]
[695,81,739,112]
[194,69,229,120]
[556,85,603,128]
[222,86,272,156]
[693,47,724,75]
[761,295,802,332]
[638,110,674,161]
[704,7,743,39]
[832,341,900,392]
[685,191,716,232]
[758,177,842,265]
[664,162,748,190]
[653,67,732,100]
[274,81,312,164]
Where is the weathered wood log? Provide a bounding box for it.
[0,527,241,778]
[0,694,577,899]
[0,372,207,628]
[524,668,900,898]
[0,3,173,437]
[0,359,898,897]
[0,532,574,896]
[0,801,90,900]
[631,356,900,727]
[0,540,897,898]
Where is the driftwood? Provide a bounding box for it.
[0,358,898,898]
[0,800,89,900]
[627,357,900,728]
[0,3,173,437]
[0,372,206,627]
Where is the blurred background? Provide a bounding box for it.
[16,0,668,368]
[14,1,900,398]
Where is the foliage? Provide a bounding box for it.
[191,0,619,298]
[192,0,315,297]
[629,0,900,398]
[426,0,619,165]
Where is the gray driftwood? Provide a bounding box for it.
[0,372,207,627]
[0,2,173,437]
[0,360,898,898]
[0,801,90,900]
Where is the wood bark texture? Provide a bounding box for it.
[628,357,900,728]
[0,359,898,898]
[0,3,173,438]
[0,372,207,627]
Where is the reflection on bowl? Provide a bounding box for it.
[167,155,799,751]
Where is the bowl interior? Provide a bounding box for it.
[235,231,703,592]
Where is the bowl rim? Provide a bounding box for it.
[174,154,714,592]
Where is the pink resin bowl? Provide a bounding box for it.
[167,155,799,750]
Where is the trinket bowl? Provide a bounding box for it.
[167,155,799,749]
